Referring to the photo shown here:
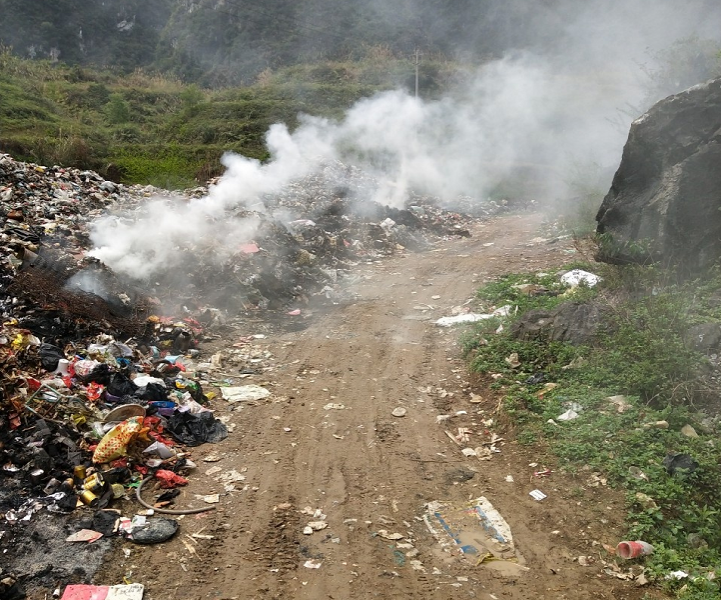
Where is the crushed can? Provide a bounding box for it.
[83,472,105,494]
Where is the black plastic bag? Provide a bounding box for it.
[39,343,65,371]
[134,382,169,403]
[167,411,228,446]
[83,363,112,385]
[107,372,138,397]
[663,453,699,476]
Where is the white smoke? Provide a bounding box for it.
[65,269,109,300]
[89,0,721,280]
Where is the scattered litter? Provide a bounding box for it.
[560,269,601,288]
[221,385,271,403]
[505,475,514,483]
[536,383,558,398]
[434,306,511,327]
[557,409,580,421]
[606,395,631,413]
[562,356,587,370]
[643,420,669,429]
[617,540,654,559]
[529,489,547,501]
[628,466,648,481]
[93,416,145,464]
[663,453,699,475]
[103,404,146,423]
[505,353,521,368]
[154,470,189,489]
[323,403,346,410]
[587,473,607,487]
[131,518,179,545]
[424,497,527,576]
[60,583,145,600]
[635,493,658,510]
[303,560,322,569]
[304,521,328,533]
[377,530,404,540]
[66,529,103,543]
[410,560,426,572]
[524,372,545,385]
[665,570,689,580]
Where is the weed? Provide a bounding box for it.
[466,261,721,598]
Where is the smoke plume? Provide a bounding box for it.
[89,0,721,280]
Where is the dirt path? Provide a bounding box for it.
[100,213,650,600]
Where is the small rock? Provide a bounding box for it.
[377,530,404,540]
[680,424,698,438]
[643,420,669,429]
[391,407,407,417]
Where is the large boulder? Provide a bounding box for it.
[596,78,721,274]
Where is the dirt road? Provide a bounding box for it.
[100,213,650,600]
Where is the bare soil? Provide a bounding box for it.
[96,213,660,600]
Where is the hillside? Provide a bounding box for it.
[0,48,460,186]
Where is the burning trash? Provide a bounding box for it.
[1,150,516,596]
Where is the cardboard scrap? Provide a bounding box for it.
[60,583,144,600]
[424,497,528,576]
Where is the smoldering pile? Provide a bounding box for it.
[87,159,520,315]
[0,154,158,342]
[1,150,526,353]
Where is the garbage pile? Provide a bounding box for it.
[0,151,511,597]
[2,153,519,320]
[0,314,230,596]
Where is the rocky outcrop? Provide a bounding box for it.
[509,301,610,346]
[596,77,721,275]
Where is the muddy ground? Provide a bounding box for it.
[84,213,663,600]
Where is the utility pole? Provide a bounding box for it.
[413,48,421,98]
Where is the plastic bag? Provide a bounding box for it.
[92,416,144,463]
[39,343,65,371]
[154,469,189,488]
[167,411,228,446]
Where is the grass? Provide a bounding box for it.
[463,261,721,599]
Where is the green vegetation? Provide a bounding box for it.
[0,46,457,187]
[464,262,721,598]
